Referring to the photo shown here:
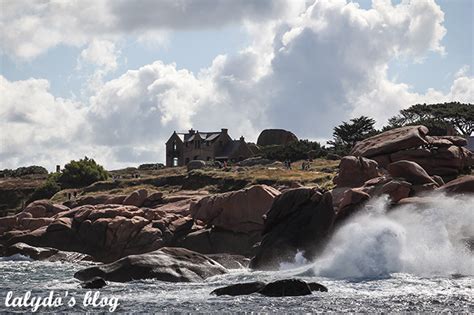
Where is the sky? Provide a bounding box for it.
[1,0,473,171]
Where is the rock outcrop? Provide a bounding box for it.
[350,125,473,179]
[257,129,298,147]
[1,190,205,262]
[74,247,227,283]
[190,185,280,233]
[250,188,335,270]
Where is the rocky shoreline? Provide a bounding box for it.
[1,125,472,296]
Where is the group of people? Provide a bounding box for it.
[284,159,311,171]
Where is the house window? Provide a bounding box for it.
[185,158,190,164]
[172,157,179,167]
[206,141,209,146]
[173,141,177,151]
[207,157,211,161]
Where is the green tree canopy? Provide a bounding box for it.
[386,102,474,136]
[327,116,378,155]
[260,140,326,162]
[58,157,108,188]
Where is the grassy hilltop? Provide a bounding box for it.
[0,159,339,216]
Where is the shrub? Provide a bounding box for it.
[58,157,108,188]
[0,165,48,178]
[28,174,61,203]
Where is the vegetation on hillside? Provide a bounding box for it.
[58,157,109,188]
[260,140,327,162]
[0,166,48,178]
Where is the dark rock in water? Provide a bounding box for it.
[4,242,93,262]
[206,253,250,269]
[250,188,335,270]
[81,277,107,289]
[259,279,312,297]
[211,282,266,296]
[210,279,328,297]
[308,282,328,292]
[74,247,227,283]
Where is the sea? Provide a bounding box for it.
[1,193,473,313]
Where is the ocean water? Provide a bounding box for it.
[1,193,473,313]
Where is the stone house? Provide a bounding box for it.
[165,128,254,167]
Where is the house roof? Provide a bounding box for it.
[179,131,222,142]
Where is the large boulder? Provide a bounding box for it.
[190,185,280,233]
[387,160,438,185]
[211,282,266,296]
[257,129,298,147]
[351,125,429,158]
[333,156,380,188]
[123,189,148,207]
[74,247,227,283]
[22,200,69,218]
[438,175,474,194]
[250,188,335,270]
[187,160,206,171]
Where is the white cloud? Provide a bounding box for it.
[0,0,292,61]
[0,76,87,170]
[2,0,472,170]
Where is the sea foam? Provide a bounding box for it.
[306,192,474,280]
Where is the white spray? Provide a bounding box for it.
[306,192,474,280]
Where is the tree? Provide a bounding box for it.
[328,116,378,155]
[58,157,108,188]
[385,102,474,136]
[260,140,326,162]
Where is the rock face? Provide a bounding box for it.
[250,188,335,270]
[187,160,206,171]
[438,175,474,194]
[350,126,473,179]
[190,185,280,233]
[333,156,380,188]
[257,129,298,147]
[74,247,227,283]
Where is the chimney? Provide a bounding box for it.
[188,128,195,135]
[221,128,228,134]
[56,165,61,173]
[240,136,245,142]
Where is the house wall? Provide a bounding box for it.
[228,141,254,162]
[165,134,184,167]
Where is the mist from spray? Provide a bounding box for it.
[308,192,474,280]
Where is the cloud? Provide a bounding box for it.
[2,0,472,170]
[0,0,293,60]
[0,75,87,170]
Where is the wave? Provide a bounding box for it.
[295,193,474,280]
[0,254,34,262]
